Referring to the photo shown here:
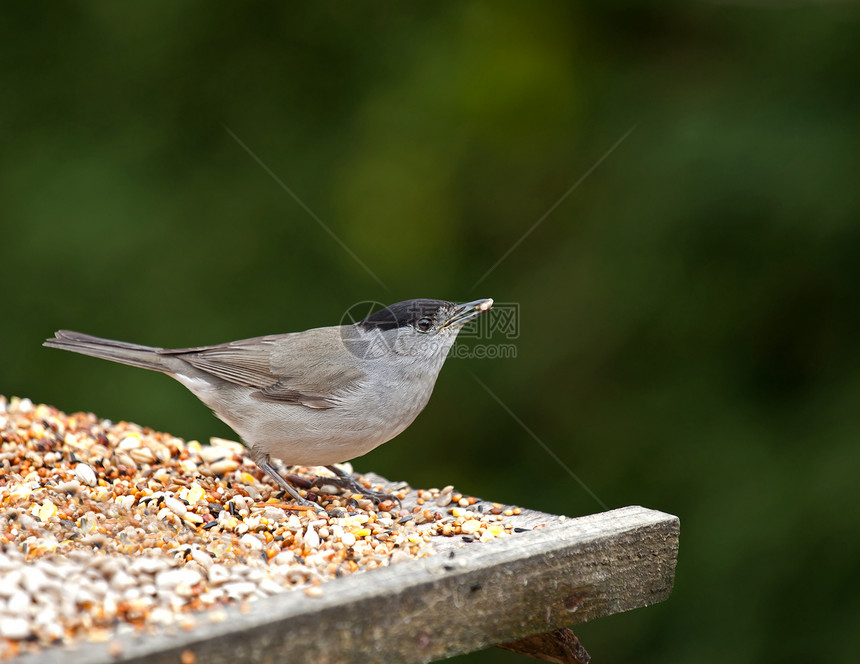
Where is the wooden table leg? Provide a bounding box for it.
[499,627,590,664]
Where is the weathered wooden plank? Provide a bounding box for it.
[25,505,678,664]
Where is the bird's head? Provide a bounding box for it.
[343,298,494,363]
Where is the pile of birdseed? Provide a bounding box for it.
[0,395,521,660]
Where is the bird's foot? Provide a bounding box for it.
[260,460,327,513]
[315,466,401,509]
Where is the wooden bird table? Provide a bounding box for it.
[22,497,679,664]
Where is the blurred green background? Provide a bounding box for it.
[2,2,859,662]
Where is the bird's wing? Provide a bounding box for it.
[161,327,363,409]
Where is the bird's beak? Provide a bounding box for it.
[440,298,494,330]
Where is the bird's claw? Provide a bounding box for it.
[313,474,401,509]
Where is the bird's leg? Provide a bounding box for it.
[259,457,326,512]
[314,465,401,507]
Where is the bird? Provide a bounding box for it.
[44,298,493,510]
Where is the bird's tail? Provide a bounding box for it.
[44,330,173,373]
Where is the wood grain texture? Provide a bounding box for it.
[24,505,679,664]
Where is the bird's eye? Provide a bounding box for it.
[416,317,433,332]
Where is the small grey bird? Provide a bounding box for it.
[44,298,493,510]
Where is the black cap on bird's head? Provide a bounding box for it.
[359,299,450,332]
[358,298,493,335]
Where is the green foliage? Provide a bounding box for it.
[2,2,859,661]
